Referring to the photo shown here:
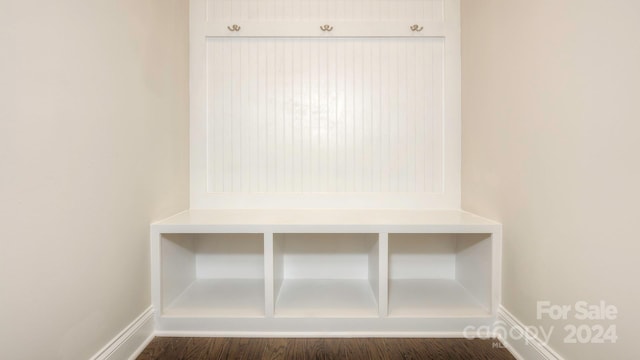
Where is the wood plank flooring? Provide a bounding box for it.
[137,337,516,360]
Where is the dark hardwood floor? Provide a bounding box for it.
[137,337,516,360]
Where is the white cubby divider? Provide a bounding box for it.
[264,232,275,317]
[378,232,389,318]
[151,209,501,335]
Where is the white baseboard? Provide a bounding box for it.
[90,307,155,360]
[497,306,564,360]
[89,305,567,360]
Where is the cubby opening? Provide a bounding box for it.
[161,233,264,317]
[388,233,493,317]
[273,233,379,318]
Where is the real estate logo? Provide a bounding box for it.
[537,300,618,344]
[463,300,618,347]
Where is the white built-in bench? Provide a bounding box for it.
[170,0,492,337]
[151,209,501,336]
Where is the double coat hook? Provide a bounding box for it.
[227,24,241,31]
[320,24,334,32]
[410,24,424,32]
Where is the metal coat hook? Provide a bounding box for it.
[227,24,241,32]
[410,24,424,32]
[320,24,334,32]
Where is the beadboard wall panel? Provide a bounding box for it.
[206,38,444,194]
[190,0,460,208]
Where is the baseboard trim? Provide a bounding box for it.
[90,307,155,360]
[92,305,567,360]
[497,306,564,360]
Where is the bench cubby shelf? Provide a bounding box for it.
[388,233,493,318]
[274,233,380,318]
[151,209,501,335]
[161,233,265,318]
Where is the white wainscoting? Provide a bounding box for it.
[206,38,444,194]
[190,0,460,208]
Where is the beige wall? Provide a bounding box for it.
[461,0,640,359]
[0,1,189,359]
